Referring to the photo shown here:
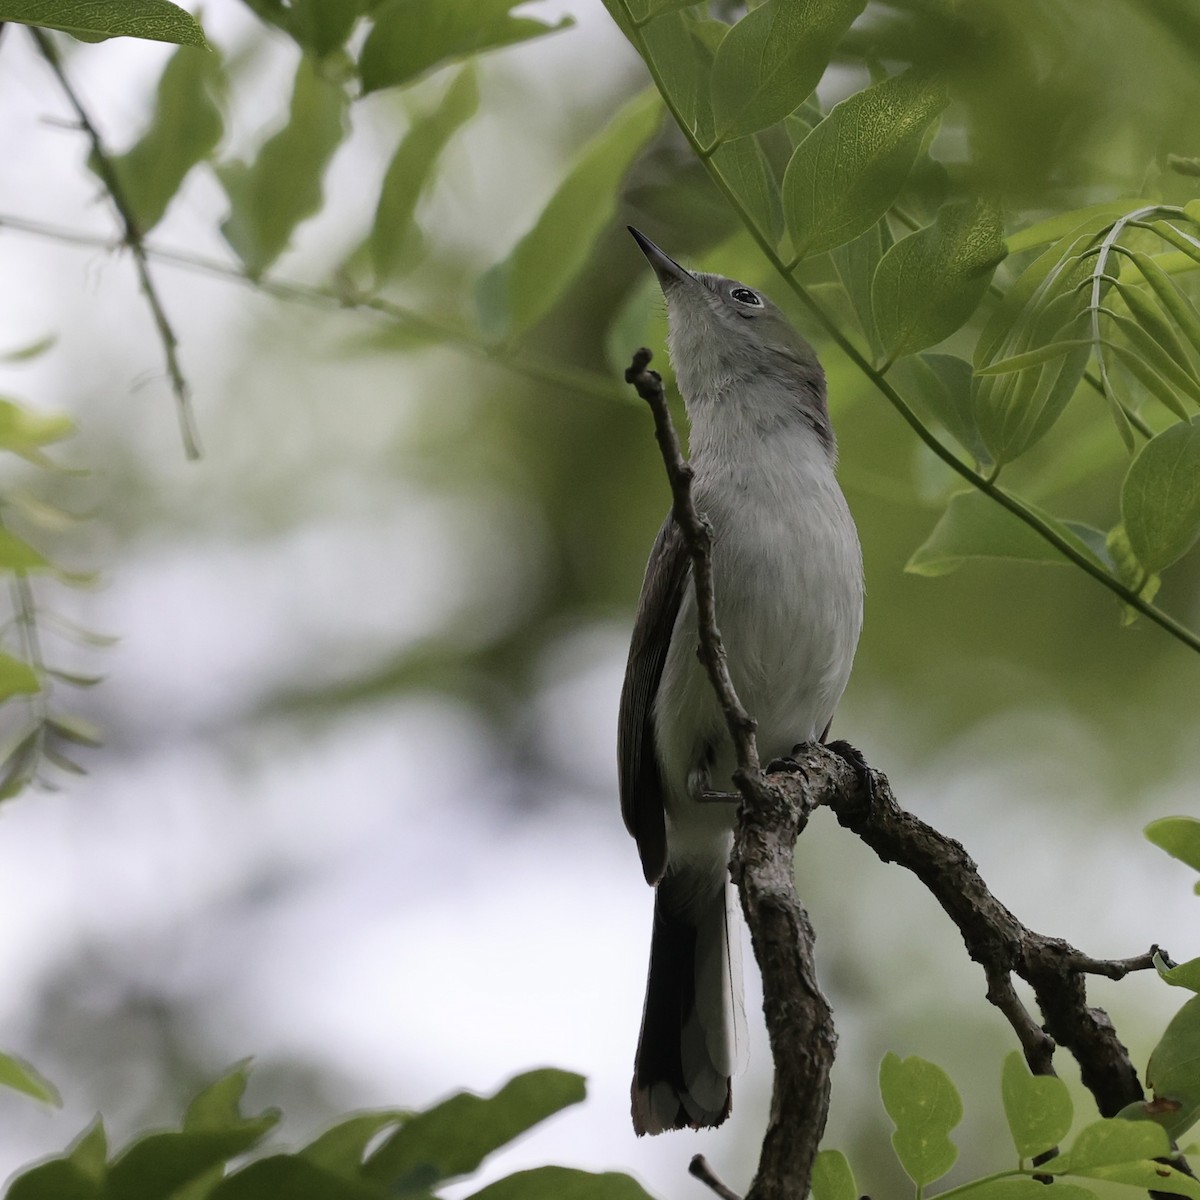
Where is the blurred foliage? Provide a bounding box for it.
[2,0,1200,1197]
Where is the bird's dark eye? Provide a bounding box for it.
[730,287,762,306]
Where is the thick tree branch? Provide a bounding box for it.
[30,29,201,459]
[625,349,834,1200]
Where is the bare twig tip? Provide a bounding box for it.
[688,1155,744,1200]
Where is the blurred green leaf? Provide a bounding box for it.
[301,1112,406,1174]
[360,0,571,94]
[783,69,948,260]
[218,58,348,277]
[0,335,56,362]
[367,66,479,286]
[209,1157,392,1200]
[0,1051,59,1106]
[46,714,103,748]
[879,1053,962,1187]
[1053,1118,1170,1173]
[0,397,74,453]
[7,1120,107,1200]
[96,44,224,234]
[873,200,1006,363]
[364,1069,586,1189]
[810,1149,856,1200]
[1121,418,1200,573]
[906,491,1108,577]
[0,528,50,572]
[712,135,783,245]
[0,0,207,45]
[107,1125,278,1197]
[709,0,865,141]
[464,1167,656,1200]
[952,1183,1096,1200]
[474,89,662,341]
[1146,816,1200,876]
[0,653,40,700]
[240,0,367,57]
[631,0,704,19]
[1006,202,1154,255]
[0,729,42,801]
[1000,1051,1073,1161]
[1076,1159,1200,1198]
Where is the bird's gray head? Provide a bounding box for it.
[629,226,833,454]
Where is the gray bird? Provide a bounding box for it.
[619,228,864,1135]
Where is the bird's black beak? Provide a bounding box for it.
[628,226,694,290]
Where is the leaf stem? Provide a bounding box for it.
[32,29,202,460]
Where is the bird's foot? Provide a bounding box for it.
[824,738,876,802]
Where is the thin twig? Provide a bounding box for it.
[689,1155,744,1200]
[624,350,836,1200]
[30,29,201,459]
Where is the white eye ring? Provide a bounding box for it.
[730,286,762,307]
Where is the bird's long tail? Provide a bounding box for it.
[631,874,743,1135]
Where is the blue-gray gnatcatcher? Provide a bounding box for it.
[619,228,864,1135]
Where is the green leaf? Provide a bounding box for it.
[96,44,225,234]
[7,1121,107,1200]
[1156,952,1200,992]
[209,1156,392,1200]
[0,528,50,572]
[1000,1051,1073,1161]
[46,714,104,748]
[0,335,56,362]
[301,1112,406,1174]
[899,353,992,466]
[1121,417,1200,573]
[810,1149,856,1200]
[0,1051,59,1105]
[0,397,74,454]
[464,1167,656,1200]
[635,10,712,139]
[783,69,948,260]
[474,89,662,342]
[873,200,1006,363]
[974,339,1094,376]
[367,66,479,286]
[633,0,704,20]
[709,0,865,141]
[1079,1160,1200,1199]
[1006,202,1156,255]
[218,58,348,277]
[832,218,893,357]
[711,135,783,245]
[360,0,571,94]
[240,0,368,58]
[1146,817,1200,876]
[0,0,207,45]
[1145,993,1200,1141]
[1055,1118,1170,1173]
[906,491,1108,577]
[364,1069,586,1188]
[879,1052,962,1187]
[0,653,41,700]
[0,729,43,801]
[952,1182,1096,1200]
[1121,247,1200,366]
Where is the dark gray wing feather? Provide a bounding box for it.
[618,516,689,886]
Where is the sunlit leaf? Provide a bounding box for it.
[1080,1159,1200,1199]
[0,1051,60,1106]
[1155,952,1200,992]
[709,0,865,141]
[95,44,224,234]
[474,89,662,341]
[0,0,207,45]
[1053,1118,1170,1173]
[1121,418,1200,572]
[360,0,571,94]
[1146,817,1200,876]
[810,1149,856,1200]
[367,66,479,286]
[364,1069,586,1188]
[464,1167,655,1200]
[879,1053,962,1187]
[783,69,948,260]
[1000,1051,1073,1162]
[906,491,1108,577]
[873,200,1006,364]
[218,58,348,277]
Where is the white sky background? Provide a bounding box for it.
[0,3,1198,1198]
